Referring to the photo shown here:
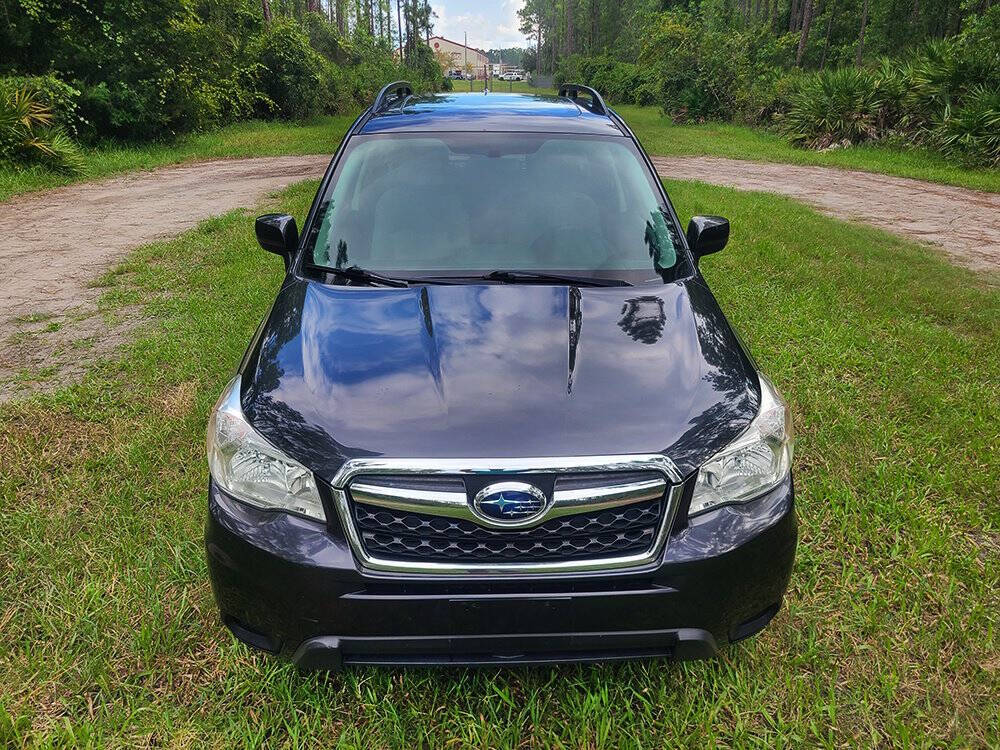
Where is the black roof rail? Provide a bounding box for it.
[372,80,413,114]
[353,80,413,135]
[558,83,609,116]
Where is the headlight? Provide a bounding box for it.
[689,373,793,517]
[207,376,325,521]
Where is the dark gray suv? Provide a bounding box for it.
[205,83,797,670]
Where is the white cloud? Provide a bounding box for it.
[433,0,529,50]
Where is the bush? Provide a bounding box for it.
[555,55,659,106]
[936,85,1000,167]
[782,68,885,148]
[0,86,83,173]
[781,33,1000,161]
[638,12,798,125]
[249,19,327,120]
[902,38,999,134]
[0,74,81,137]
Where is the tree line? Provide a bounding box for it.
[0,0,446,172]
[518,0,995,74]
[516,0,999,165]
[251,1,436,61]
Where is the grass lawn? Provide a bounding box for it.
[4,95,998,203]
[618,105,1000,193]
[451,79,546,94]
[1,177,997,747]
[0,115,357,202]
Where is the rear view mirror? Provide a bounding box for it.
[686,216,730,261]
[255,214,298,270]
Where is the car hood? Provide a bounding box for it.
[241,278,760,483]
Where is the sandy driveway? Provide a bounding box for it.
[1,153,997,400]
[651,156,1000,273]
[0,155,330,399]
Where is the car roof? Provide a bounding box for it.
[358,92,624,136]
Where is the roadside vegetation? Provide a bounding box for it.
[1,1,444,176]
[618,106,1000,193]
[0,176,997,746]
[5,97,1000,203]
[521,1,1000,167]
[5,0,999,200]
[0,115,356,202]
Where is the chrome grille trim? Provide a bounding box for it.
[330,455,683,576]
[330,454,683,487]
[547,477,666,520]
[350,483,469,519]
[350,476,666,529]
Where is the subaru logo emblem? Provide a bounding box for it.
[472,482,549,526]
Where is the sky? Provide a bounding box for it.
[431,1,530,51]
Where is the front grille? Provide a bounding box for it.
[352,497,664,564]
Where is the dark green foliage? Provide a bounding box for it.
[937,85,1000,167]
[782,37,1000,164]
[249,19,328,120]
[782,68,887,147]
[629,12,802,125]
[0,0,438,171]
[0,86,83,173]
[554,4,999,165]
[0,74,82,137]
[555,55,658,105]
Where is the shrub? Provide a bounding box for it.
[75,78,172,142]
[403,43,449,93]
[249,19,327,120]
[0,74,81,137]
[781,29,1000,163]
[0,87,83,173]
[639,12,798,125]
[936,84,1000,166]
[555,55,660,106]
[902,37,1000,136]
[782,68,884,148]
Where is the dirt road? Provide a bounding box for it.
[1,153,997,400]
[0,155,330,399]
[651,156,1000,273]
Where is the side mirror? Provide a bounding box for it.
[686,216,729,261]
[255,214,298,270]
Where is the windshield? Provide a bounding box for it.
[305,133,688,282]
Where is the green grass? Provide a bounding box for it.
[0,115,357,202]
[452,79,548,95]
[0,87,547,202]
[1,178,997,747]
[619,105,1000,193]
[5,95,998,203]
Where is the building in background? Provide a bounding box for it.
[427,36,489,79]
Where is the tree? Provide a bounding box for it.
[566,0,575,56]
[397,0,403,58]
[856,0,870,66]
[820,0,836,68]
[796,0,814,66]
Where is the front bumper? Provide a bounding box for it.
[205,476,796,669]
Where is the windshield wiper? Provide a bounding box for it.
[320,267,631,288]
[325,266,409,288]
[479,270,632,287]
